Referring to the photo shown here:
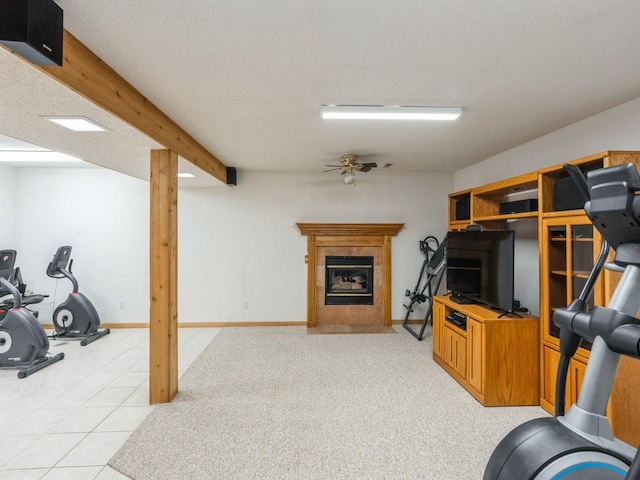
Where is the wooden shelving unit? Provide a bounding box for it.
[447,172,538,230]
[448,189,472,231]
[472,171,538,222]
[443,151,640,445]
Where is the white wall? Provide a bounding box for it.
[0,164,17,248]
[452,95,640,315]
[10,96,640,325]
[12,168,451,324]
[14,168,149,324]
[178,170,452,323]
[454,96,640,190]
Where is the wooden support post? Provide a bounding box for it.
[149,149,178,404]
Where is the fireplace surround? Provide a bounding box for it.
[297,223,404,327]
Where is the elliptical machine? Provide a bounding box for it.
[484,163,640,479]
[0,250,65,378]
[47,246,110,346]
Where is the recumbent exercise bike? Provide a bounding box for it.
[0,250,64,378]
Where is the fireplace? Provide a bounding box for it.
[296,223,404,327]
[325,256,374,305]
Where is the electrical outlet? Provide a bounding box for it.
[242,300,249,310]
[119,300,125,309]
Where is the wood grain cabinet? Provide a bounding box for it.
[541,345,588,414]
[445,151,640,443]
[432,296,539,406]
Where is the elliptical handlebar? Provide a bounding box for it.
[554,300,640,360]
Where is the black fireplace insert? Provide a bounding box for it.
[325,255,374,305]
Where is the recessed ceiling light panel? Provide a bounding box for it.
[321,105,462,121]
[0,151,83,163]
[45,116,109,132]
[177,172,196,178]
[0,133,49,152]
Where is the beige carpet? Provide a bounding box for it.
[109,326,546,479]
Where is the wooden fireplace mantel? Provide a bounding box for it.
[297,223,404,327]
[296,223,404,237]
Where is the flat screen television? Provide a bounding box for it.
[446,229,515,314]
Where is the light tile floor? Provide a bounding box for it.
[0,327,221,479]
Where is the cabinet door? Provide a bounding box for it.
[568,357,587,407]
[541,218,601,350]
[541,345,588,413]
[444,326,466,378]
[432,301,444,359]
[541,345,560,410]
[467,318,484,393]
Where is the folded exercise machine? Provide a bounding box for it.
[47,246,110,346]
[0,250,64,378]
[402,235,447,340]
[484,163,640,479]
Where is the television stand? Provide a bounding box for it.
[432,295,539,406]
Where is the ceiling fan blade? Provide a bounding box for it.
[323,167,343,173]
[359,162,377,172]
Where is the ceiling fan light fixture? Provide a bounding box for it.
[343,171,356,185]
[321,105,462,121]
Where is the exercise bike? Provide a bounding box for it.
[484,163,640,479]
[0,250,65,378]
[47,246,110,346]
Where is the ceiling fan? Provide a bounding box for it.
[324,154,377,185]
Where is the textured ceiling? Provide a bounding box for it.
[2,1,640,183]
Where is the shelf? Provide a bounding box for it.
[542,210,586,218]
[550,236,593,242]
[449,220,470,227]
[473,211,538,222]
[573,271,591,279]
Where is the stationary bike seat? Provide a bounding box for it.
[0,294,44,309]
[22,294,45,306]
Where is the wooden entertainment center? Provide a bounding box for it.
[439,150,640,446]
[433,295,539,406]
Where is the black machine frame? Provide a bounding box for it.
[402,235,447,340]
[484,163,640,479]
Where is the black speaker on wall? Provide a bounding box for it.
[226,167,237,186]
[0,0,63,66]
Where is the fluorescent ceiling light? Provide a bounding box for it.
[0,151,83,163]
[177,172,196,178]
[321,105,462,121]
[46,116,108,132]
[0,133,49,151]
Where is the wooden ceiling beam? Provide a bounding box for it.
[38,30,227,183]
